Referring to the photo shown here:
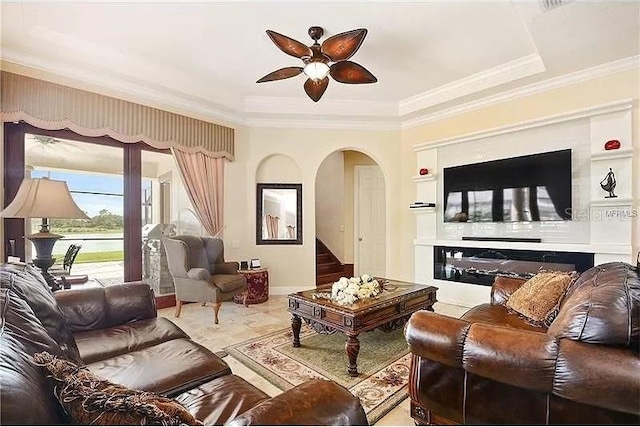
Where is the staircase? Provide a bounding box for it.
[316,239,351,287]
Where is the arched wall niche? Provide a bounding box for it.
[255,153,302,183]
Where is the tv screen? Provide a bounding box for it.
[443,149,572,223]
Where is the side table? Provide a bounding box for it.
[234,267,269,304]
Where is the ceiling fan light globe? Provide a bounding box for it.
[303,62,330,81]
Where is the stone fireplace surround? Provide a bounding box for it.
[413,100,634,307]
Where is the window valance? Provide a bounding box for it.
[1,72,234,160]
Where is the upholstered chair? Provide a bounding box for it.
[163,235,248,324]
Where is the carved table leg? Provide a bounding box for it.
[346,334,360,377]
[426,305,434,312]
[291,314,302,348]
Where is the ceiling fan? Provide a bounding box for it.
[257,26,377,102]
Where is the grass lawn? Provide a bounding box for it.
[75,250,123,264]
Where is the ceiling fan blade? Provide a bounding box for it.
[330,61,377,84]
[303,77,329,102]
[257,67,304,83]
[266,30,312,59]
[321,28,367,61]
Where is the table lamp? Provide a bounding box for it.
[1,177,89,290]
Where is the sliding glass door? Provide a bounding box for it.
[3,122,166,283]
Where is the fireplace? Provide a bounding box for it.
[433,245,594,287]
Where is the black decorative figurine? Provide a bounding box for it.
[600,168,617,198]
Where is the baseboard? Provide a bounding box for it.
[155,293,176,309]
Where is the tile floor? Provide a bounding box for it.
[158,296,470,426]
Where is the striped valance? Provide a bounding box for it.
[1,72,234,160]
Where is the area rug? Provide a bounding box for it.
[224,324,411,424]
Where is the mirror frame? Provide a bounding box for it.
[256,183,303,245]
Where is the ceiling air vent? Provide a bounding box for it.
[539,0,573,12]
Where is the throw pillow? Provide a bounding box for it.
[506,271,577,327]
[33,352,202,426]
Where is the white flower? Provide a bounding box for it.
[331,274,381,305]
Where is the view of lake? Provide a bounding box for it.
[45,233,124,255]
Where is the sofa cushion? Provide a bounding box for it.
[176,375,269,425]
[0,288,68,425]
[491,276,527,306]
[0,263,81,363]
[74,317,190,364]
[506,271,576,326]
[461,304,547,333]
[86,338,231,397]
[33,351,201,425]
[548,262,639,347]
[55,282,157,334]
[211,274,246,293]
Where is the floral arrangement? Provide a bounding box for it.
[329,274,381,305]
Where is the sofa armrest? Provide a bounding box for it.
[228,379,368,426]
[55,281,156,333]
[213,262,239,275]
[187,268,210,281]
[405,311,471,367]
[490,275,527,306]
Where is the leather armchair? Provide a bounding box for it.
[163,235,248,324]
[405,262,640,425]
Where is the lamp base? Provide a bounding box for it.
[27,231,63,292]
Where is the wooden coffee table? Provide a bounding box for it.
[287,279,437,377]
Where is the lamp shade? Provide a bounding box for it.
[303,61,330,81]
[1,178,89,219]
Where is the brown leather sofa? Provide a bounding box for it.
[405,262,640,425]
[0,263,367,425]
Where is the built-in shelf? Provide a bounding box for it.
[589,198,634,207]
[412,174,435,182]
[590,148,633,161]
[410,207,436,213]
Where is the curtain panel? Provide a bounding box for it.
[0,72,234,160]
[172,148,225,238]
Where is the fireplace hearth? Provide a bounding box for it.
[434,245,594,286]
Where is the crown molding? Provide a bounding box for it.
[245,116,401,131]
[244,96,398,117]
[402,54,640,130]
[413,98,633,151]
[398,53,546,116]
[2,47,637,133]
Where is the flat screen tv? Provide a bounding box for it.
[443,149,572,223]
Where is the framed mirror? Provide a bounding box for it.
[256,183,302,245]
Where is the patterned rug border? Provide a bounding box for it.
[224,327,410,425]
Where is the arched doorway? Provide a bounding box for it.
[315,149,386,285]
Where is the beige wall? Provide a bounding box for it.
[315,151,344,260]
[402,69,640,277]
[223,127,402,290]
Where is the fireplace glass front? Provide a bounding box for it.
[433,245,594,286]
